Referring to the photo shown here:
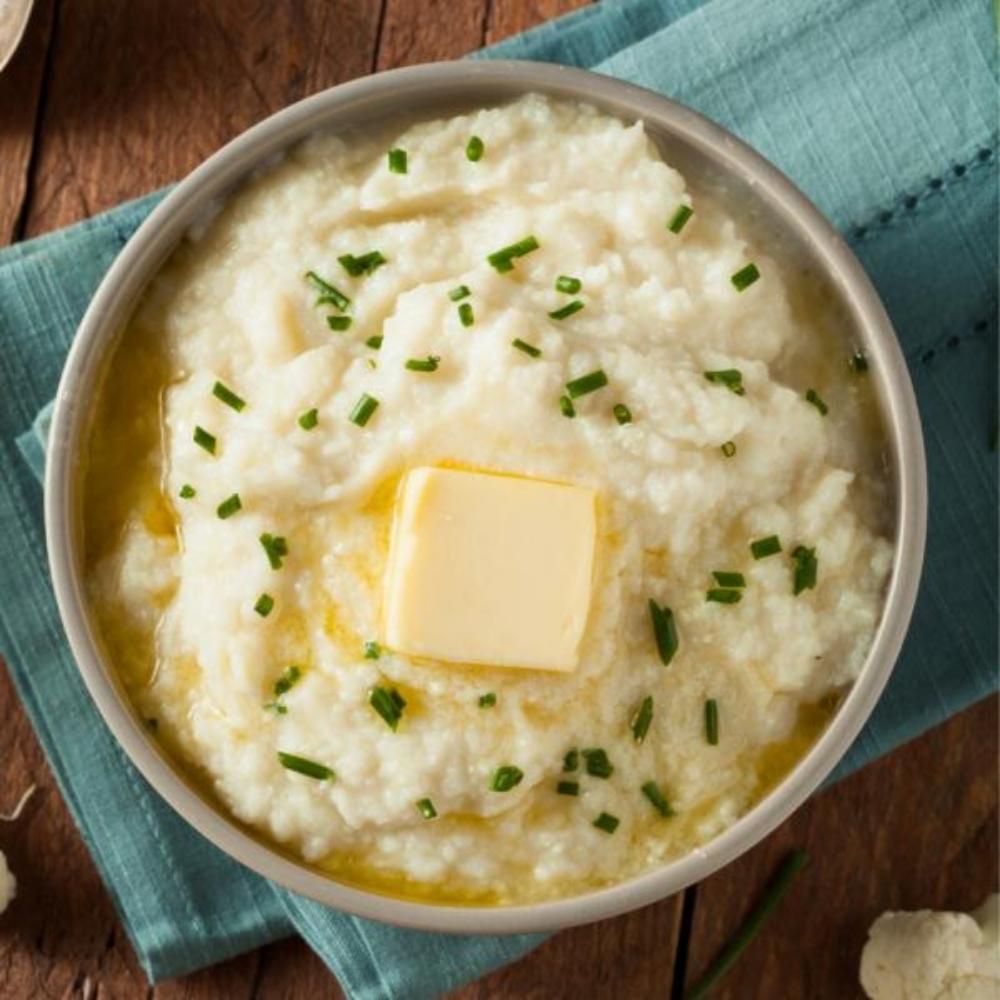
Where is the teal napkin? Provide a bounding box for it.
[1,0,995,995]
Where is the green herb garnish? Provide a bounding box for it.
[349,393,379,427]
[704,369,745,395]
[478,692,497,708]
[179,484,196,499]
[686,850,809,1000]
[466,135,484,161]
[405,355,440,372]
[487,235,540,273]
[849,352,869,373]
[641,780,673,817]
[721,441,737,457]
[327,315,352,332]
[612,403,632,425]
[365,335,383,349]
[193,426,217,455]
[566,369,608,399]
[277,751,334,781]
[387,148,408,174]
[212,381,246,412]
[490,765,524,792]
[216,493,242,519]
[706,588,742,604]
[555,275,582,294]
[254,593,274,618]
[750,535,782,560]
[260,533,289,570]
[556,781,580,796]
[548,300,584,321]
[458,302,474,327]
[511,338,541,358]
[274,665,301,697]
[791,545,818,595]
[630,695,654,744]
[363,641,381,660]
[705,699,719,745]
[338,251,387,277]
[731,262,760,291]
[305,271,350,312]
[369,686,406,731]
[592,812,620,834]
[805,388,828,415]
[582,747,613,779]
[563,749,579,773]
[712,571,746,588]
[298,408,319,430]
[415,798,437,819]
[648,599,678,666]
[667,204,694,234]
[448,285,471,301]
[559,395,576,418]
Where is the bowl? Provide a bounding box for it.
[44,60,927,934]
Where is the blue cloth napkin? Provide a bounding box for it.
[1,0,996,995]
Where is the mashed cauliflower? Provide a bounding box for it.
[85,96,892,902]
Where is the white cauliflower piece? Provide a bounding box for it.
[860,895,1000,999]
[0,850,14,915]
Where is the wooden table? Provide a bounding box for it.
[0,3,996,997]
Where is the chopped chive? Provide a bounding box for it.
[448,284,471,301]
[731,262,761,291]
[212,381,246,412]
[667,204,694,234]
[478,692,497,708]
[563,749,579,773]
[641,780,673,817]
[548,300,584,321]
[487,235,540,273]
[349,393,379,427]
[712,571,746,588]
[387,148,408,174]
[254,593,275,617]
[556,781,580,796]
[298,408,319,430]
[686,850,809,1000]
[193,426,217,455]
[566,369,608,399]
[704,369,745,395]
[555,275,582,294]
[593,812,620,834]
[721,440,737,457]
[338,251,387,277]
[415,798,437,819]
[559,395,576,418]
[274,665,301,697]
[216,493,242,519]
[612,403,632,425]
[511,338,541,358]
[582,747,613,779]
[260,533,289,570]
[405,355,440,372]
[305,271,350,312]
[466,135,484,161]
[750,535,782,560]
[630,695,654,744]
[490,765,524,792]
[327,315,352,332]
[369,685,406,731]
[791,545,818,595]
[365,335,383,349]
[705,699,719,745]
[363,640,381,660]
[805,388,828,415]
[179,484,196,499]
[648,599,679,666]
[264,701,288,716]
[458,302,475,327]
[706,588,742,604]
[277,751,334,781]
[849,351,869,373]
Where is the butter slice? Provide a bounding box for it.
[383,467,596,671]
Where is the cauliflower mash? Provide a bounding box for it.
[83,96,892,903]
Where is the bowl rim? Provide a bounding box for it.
[44,58,927,934]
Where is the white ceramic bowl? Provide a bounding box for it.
[45,61,926,933]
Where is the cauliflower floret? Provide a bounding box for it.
[860,895,1000,999]
[0,850,14,915]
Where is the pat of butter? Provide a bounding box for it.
[383,467,597,672]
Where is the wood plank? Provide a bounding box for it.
[376,0,487,69]
[485,0,591,46]
[0,0,53,245]
[682,694,999,1000]
[20,0,384,238]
